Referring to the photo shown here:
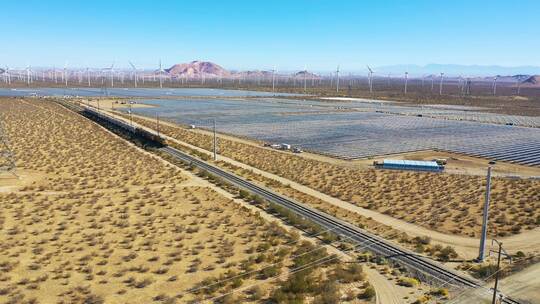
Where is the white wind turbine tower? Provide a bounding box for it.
[303,65,307,93]
[158,59,165,88]
[63,62,69,87]
[335,65,340,93]
[367,65,374,93]
[4,66,11,85]
[404,71,409,94]
[439,72,444,95]
[109,62,115,87]
[492,76,498,95]
[271,66,276,94]
[86,67,91,87]
[25,65,32,85]
[129,61,138,88]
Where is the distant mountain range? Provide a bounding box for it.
[158,61,539,86]
[164,61,322,80]
[373,64,540,77]
[165,61,230,77]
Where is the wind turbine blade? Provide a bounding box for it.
[367,65,373,73]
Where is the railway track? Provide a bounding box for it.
[55,99,522,304]
[160,145,522,304]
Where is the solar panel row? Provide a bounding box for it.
[131,98,540,167]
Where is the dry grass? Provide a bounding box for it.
[128,114,540,238]
[0,98,398,303]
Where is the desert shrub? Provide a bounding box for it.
[437,246,458,261]
[313,280,340,304]
[249,286,265,300]
[472,264,498,278]
[359,284,376,300]
[398,277,419,287]
[260,265,281,279]
[430,287,449,297]
[333,263,365,283]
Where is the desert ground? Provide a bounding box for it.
[0,98,391,303]
[123,111,540,240]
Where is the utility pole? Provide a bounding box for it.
[478,166,492,262]
[213,119,217,161]
[489,239,511,304]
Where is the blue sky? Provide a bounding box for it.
[2,0,539,72]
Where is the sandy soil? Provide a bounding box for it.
[364,267,408,304]
[0,98,315,303]
[1,97,403,304]
[498,262,540,303]
[121,111,539,255]
[451,262,540,304]
[85,99,154,109]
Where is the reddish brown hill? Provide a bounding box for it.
[166,61,230,77]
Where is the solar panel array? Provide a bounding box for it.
[131,98,540,167]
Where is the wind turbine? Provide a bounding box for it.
[271,67,276,94]
[158,59,165,89]
[63,61,69,87]
[86,67,91,87]
[25,65,32,85]
[439,72,444,95]
[110,62,115,87]
[335,65,340,93]
[129,61,138,88]
[367,65,374,93]
[3,66,11,85]
[303,65,307,93]
[404,71,408,94]
[492,76,498,96]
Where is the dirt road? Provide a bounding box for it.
[117,111,540,260]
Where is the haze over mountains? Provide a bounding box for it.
[156,61,540,87]
[374,64,540,77]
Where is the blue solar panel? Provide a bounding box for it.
[127,97,540,167]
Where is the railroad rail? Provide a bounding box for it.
[55,99,523,304]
